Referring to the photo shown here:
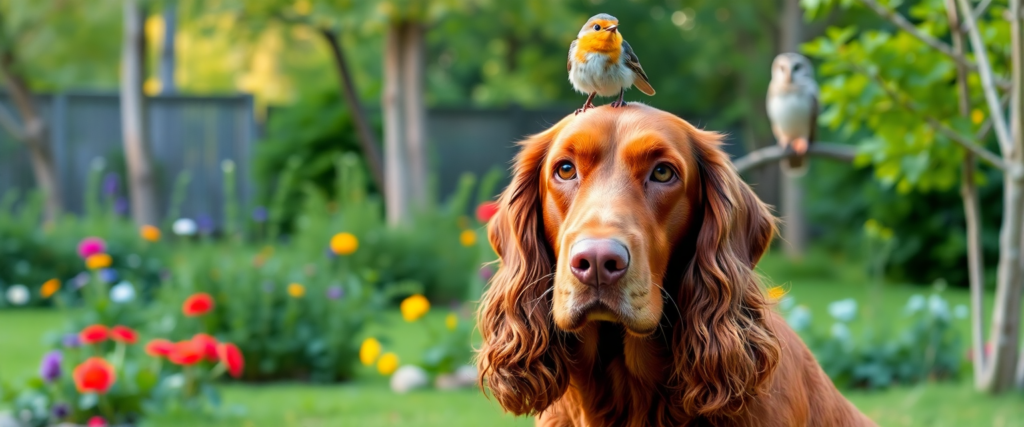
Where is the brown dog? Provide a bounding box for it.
[477,104,875,426]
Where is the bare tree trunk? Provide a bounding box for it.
[0,54,63,222]
[779,0,807,258]
[401,22,428,210]
[121,0,159,226]
[383,22,409,226]
[321,29,386,194]
[160,0,177,94]
[1008,0,1024,391]
[945,0,988,387]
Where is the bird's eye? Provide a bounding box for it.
[593,24,601,31]
[556,162,577,181]
[650,163,675,183]
[792,63,802,72]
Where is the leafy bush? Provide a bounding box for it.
[0,164,169,309]
[780,291,965,390]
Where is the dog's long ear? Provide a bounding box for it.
[671,125,780,417]
[476,122,569,416]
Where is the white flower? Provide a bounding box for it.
[954,304,969,319]
[110,281,136,303]
[786,305,812,331]
[221,159,235,173]
[172,218,198,236]
[164,373,185,389]
[830,322,851,340]
[905,294,926,314]
[928,294,950,320]
[6,284,29,305]
[827,298,858,322]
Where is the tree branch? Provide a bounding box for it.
[956,0,1015,155]
[863,65,1007,170]
[858,0,1011,90]
[972,0,993,23]
[733,143,857,174]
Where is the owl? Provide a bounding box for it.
[767,52,819,176]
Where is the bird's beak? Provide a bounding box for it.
[605,25,618,33]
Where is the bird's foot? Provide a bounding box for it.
[792,137,809,155]
[610,100,628,108]
[574,102,596,115]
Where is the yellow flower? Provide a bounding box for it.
[767,286,786,301]
[459,230,477,247]
[287,283,305,298]
[293,0,311,15]
[330,232,359,256]
[971,109,985,125]
[140,225,161,242]
[445,313,458,331]
[40,279,61,298]
[360,338,382,366]
[85,253,112,270]
[400,294,430,322]
[377,352,399,375]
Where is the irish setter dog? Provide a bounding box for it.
[476,104,875,426]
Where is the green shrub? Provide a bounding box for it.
[781,290,965,390]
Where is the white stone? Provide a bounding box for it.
[389,365,429,394]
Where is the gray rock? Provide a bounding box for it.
[389,365,429,394]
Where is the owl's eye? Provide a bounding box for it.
[593,24,601,31]
[792,63,802,72]
[650,163,675,183]
[556,162,577,181]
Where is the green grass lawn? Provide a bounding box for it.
[2,251,1023,426]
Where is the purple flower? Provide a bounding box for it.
[114,197,129,216]
[51,402,70,419]
[102,172,119,197]
[479,265,495,282]
[39,351,62,382]
[326,285,344,300]
[324,247,338,259]
[73,272,90,289]
[98,268,118,284]
[62,333,81,348]
[197,214,215,235]
[252,206,268,223]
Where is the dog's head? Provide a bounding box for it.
[477,104,779,417]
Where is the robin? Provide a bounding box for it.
[568,13,655,114]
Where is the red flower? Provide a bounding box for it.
[168,341,204,366]
[476,201,499,223]
[182,293,214,317]
[110,326,138,344]
[191,333,220,362]
[145,339,175,358]
[79,325,109,345]
[72,357,116,394]
[217,342,245,378]
[87,416,107,427]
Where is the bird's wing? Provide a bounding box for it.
[568,39,577,72]
[622,40,655,95]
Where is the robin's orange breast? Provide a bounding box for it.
[574,32,622,66]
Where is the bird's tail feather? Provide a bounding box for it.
[633,78,655,96]
[782,155,808,177]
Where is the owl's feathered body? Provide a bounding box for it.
[767,52,819,176]
[567,14,654,114]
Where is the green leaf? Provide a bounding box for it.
[78,392,98,410]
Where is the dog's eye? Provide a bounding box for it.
[593,24,601,31]
[556,162,577,181]
[650,163,674,183]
